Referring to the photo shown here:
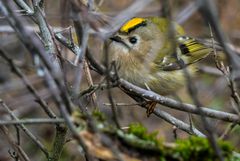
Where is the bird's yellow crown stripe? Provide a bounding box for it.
[120,18,147,33]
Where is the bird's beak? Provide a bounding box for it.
[110,35,130,49]
[110,35,123,43]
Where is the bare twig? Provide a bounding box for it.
[0,126,30,161]
[119,79,240,124]
[13,0,33,15]
[0,118,65,125]
[209,24,240,144]
[198,65,223,76]
[0,25,66,33]
[103,42,121,128]
[0,0,73,115]
[104,100,204,136]
[0,49,57,119]
[83,60,98,107]
[210,25,240,111]
[0,99,49,157]
[0,3,77,161]
[32,0,62,69]
[0,74,43,94]
[68,2,124,159]
[103,103,140,106]
[152,108,205,137]
[58,100,95,161]
[183,63,224,161]
[220,123,236,140]
[175,2,198,24]
[196,0,240,80]
[0,1,55,72]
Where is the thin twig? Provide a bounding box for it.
[196,0,240,79]
[0,49,57,119]
[32,0,60,67]
[220,123,236,140]
[68,2,125,160]
[58,100,95,161]
[0,99,49,157]
[210,25,240,142]
[13,0,33,15]
[1,0,73,115]
[0,118,65,125]
[0,126,30,161]
[210,25,240,111]
[83,59,98,108]
[103,103,140,106]
[152,108,205,137]
[103,41,121,128]
[175,2,198,24]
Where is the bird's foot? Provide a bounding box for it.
[144,101,157,117]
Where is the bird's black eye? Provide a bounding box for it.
[129,37,137,44]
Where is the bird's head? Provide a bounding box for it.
[108,17,164,65]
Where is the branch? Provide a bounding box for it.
[13,0,33,15]
[0,49,57,119]
[196,0,240,79]
[48,126,68,161]
[0,126,30,161]
[119,79,240,124]
[0,118,65,125]
[0,0,73,114]
[0,99,49,157]
[151,108,205,137]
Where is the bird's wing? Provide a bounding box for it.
[154,36,213,71]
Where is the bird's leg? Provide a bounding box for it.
[119,86,157,117]
[144,101,157,117]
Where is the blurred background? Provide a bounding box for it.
[1,0,240,160]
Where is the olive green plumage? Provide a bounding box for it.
[108,17,214,95]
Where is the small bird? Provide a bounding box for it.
[108,17,215,116]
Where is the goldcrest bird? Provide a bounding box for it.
[108,17,215,116]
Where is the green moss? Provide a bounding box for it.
[172,136,234,161]
[117,130,161,152]
[92,109,106,122]
[126,123,238,161]
[72,112,238,161]
[128,123,161,146]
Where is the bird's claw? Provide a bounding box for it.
[145,101,157,117]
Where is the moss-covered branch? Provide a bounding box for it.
[48,125,68,161]
[74,111,239,161]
